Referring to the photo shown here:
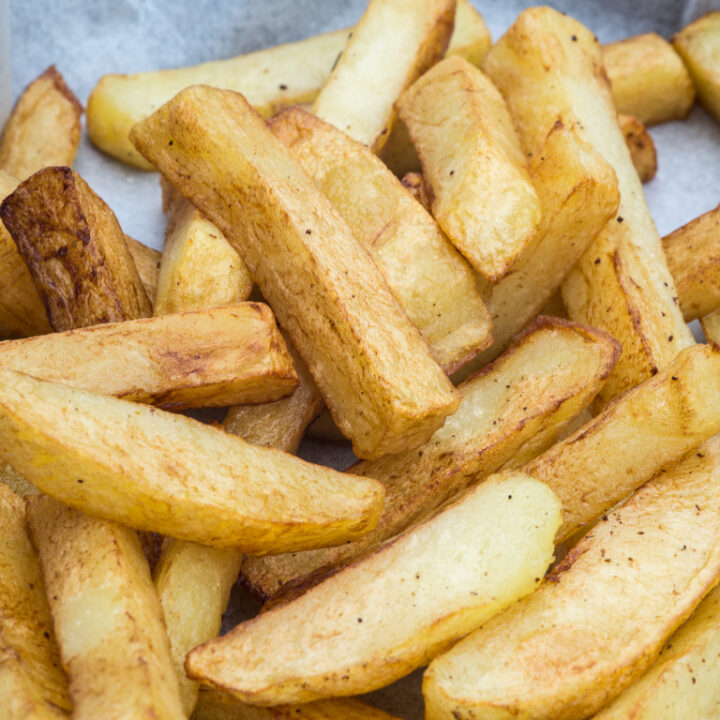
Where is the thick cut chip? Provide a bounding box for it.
[187,473,561,705]
[702,309,720,345]
[397,55,540,283]
[0,303,297,410]
[269,106,492,373]
[129,85,459,460]
[484,7,693,403]
[424,436,720,720]
[619,114,657,183]
[27,497,184,720]
[0,485,70,718]
[313,0,455,153]
[125,235,160,303]
[0,370,384,552]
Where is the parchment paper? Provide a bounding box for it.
[7,0,720,716]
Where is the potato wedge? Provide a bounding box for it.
[401,171,430,210]
[312,0,454,153]
[663,202,720,321]
[524,343,720,542]
[27,497,184,720]
[702,308,720,345]
[130,85,459,460]
[448,0,491,66]
[619,114,657,183]
[0,303,297,410]
[0,485,70,718]
[593,583,720,720]
[125,234,160,304]
[269,106,492,373]
[397,55,540,283]
[484,7,693,403]
[187,472,561,705]
[0,166,152,330]
[424,436,720,720]
[0,369,384,552]
[0,462,37,497]
[0,66,82,179]
[603,33,695,125]
[240,318,618,601]
[673,13,720,123]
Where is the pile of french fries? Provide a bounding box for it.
[3,1,720,718]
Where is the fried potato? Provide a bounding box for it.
[125,234,160,304]
[0,369,384,552]
[0,462,37,497]
[312,0,454,153]
[593,582,720,720]
[130,85,459,460]
[702,308,720,345]
[240,318,618,601]
[27,497,184,720]
[524,343,720,542]
[397,55,540,283]
[0,303,297,410]
[663,202,720,321]
[0,66,82,179]
[449,0,491,66]
[270,106,492,372]
[0,485,70,718]
[424,436,720,720]
[484,7,693,403]
[619,114,657,183]
[401,171,430,210]
[603,33,695,125]
[0,166,152,330]
[673,12,720,123]
[187,473,561,705]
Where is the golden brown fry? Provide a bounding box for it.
[603,33,695,125]
[0,66,82,179]
[449,0,491,66]
[398,55,540,283]
[0,485,70,718]
[702,308,720,345]
[0,167,152,330]
[0,303,298,410]
[619,114,657,183]
[27,497,184,720]
[125,235,160,304]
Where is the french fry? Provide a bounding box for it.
[397,55,541,283]
[0,66,82,179]
[619,114,657,183]
[424,436,720,720]
[0,485,70,718]
[0,369,384,552]
[186,472,561,705]
[27,496,185,720]
[125,235,160,304]
[241,318,618,601]
[269,106,492,372]
[0,166,152,330]
[663,202,720,321]
[401,171,430,210]
[0,462,37,497]
[0,303,298,410]
[702,308,720,345]
[484,7,693,403]
[447,0,491,66]
[129,85,460,460]
[603,33,695,125]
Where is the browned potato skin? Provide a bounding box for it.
[0,485,70,718]
[0,167,152,330]
[129,85,459,460]
[26,497,185,720]
[524,343,720,542]
[603,33,695,125]
[0,66,82,179]
[125,235,160,304]
[619,114,657,183]
[0,303,298,410]
[663,203,720,321]
[241,318,618,601]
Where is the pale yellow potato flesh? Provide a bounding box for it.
[424,436,720,720]
[483,7,693,403]
[129,85,459,460]
[0,369,384,552]
[603,33,695,125]
[524,343,720,541]
[187,473,561,705]
[0,66,82,179]
[398,55,540,283]
[312,0,455,153]
[0,486,70,718]
[269,106,492,373]
[27,497,185,720]
[240,318,618,601]
[593,583,720,720]
[0,303,297,409]
[619,114,657,183]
